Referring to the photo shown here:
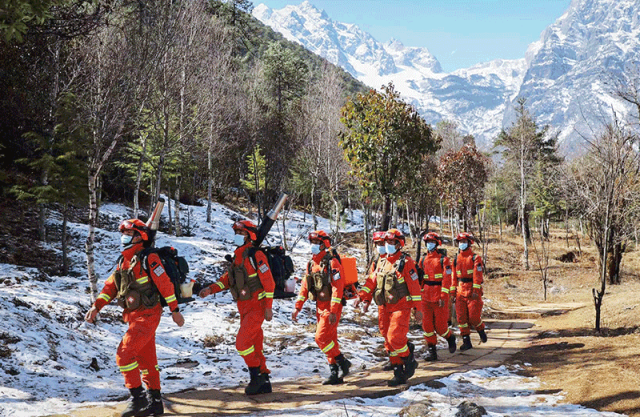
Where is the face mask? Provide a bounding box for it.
[459,243,469,251]
[427,242,437,252]
[385,243,397,255]
[377,245,386,255]
[234,234,246,247]
[311,244,322,255]
[121,234,133,247]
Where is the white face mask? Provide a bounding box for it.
[385,243,397,255]
[121,234,133,247]
[311,243,322,255]
[377,245,386,255]
[234,234,246,247]
[459,242,469,251]
[426,242,437,252]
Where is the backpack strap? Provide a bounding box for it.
[397,252,407,273]
[247,247,259,270]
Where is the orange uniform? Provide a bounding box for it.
[93,243,179,390]
[451,249,485,337]
[368,255,392,354]
[205,243,275,373]
[358,252,422,365]
[419,251,454,346]
[295,249,345,364]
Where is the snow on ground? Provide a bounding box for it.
[258,366,623,417]
[0,198,621,416]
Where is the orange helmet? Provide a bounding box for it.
[233,220,258,241]
[423,232,442,246]
[454,232,475,244]
[119,219,150,241]
[308,230,331,247]
[385,229,405,248]
[372,230,386,243]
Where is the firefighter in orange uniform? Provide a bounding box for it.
[369,231,395,371]
[292,230,351,385]
[356,229,422,386]
[85,219,185,417]
[199,220,275,395]
[418,232,456,361]
[451,232,487,351]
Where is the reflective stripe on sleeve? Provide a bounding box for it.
[258,291,266,300]
[216,281,225,290]
[362,287,371,293]
[164,294,177,304]
[97,293,111,303]
[442,288,450,294]
[331,297,342,304]
[136,276,149,284]
[473,284,482,289]
[265,292,274,299]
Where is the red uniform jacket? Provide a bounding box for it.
[419,250,452,303]
[94,243,179,322]
[295,248,345,316]
[452,249,484,298]
[207,243,275,311]
[358,251,422,311]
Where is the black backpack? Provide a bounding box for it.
[248,246,295,299]
[140,246,193,305]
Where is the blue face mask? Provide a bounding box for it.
[459,242,469,251]
[385,243,397,255]
[427,242,437,252]
[121,234,133,247]
[311,243,322,255]
[234,234,246,247]
[377,245,386,255]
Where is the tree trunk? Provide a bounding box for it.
[521,205,530,270]
[86,172,100,302]
[382,196,392,230]
[363,203,370,268]
[311,179,318,230]
[207,144,213,223]
[133,133,147,219]
[174,176,182,237]
[62,204,69,276]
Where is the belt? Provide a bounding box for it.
[459,278,473,283]
[424,280,442,286]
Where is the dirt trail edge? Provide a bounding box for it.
[62,303,583,417]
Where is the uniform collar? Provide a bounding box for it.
[121,242,144,259]
[312,248,329,263]
[426,250,440,258]
[460,248,473,256]
[386,251,402,263]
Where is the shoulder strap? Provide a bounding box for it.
[138,247,157,273]
[247,247,259,270]
[398,252,407,273]
[441,254,445,270]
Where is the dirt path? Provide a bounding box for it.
[57,303,581,417]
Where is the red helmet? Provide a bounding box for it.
[385,229,405,248]
[372,230,386,243]
[308,230,331,247]
[119,219,150,241]
[233,220,258,241]
[455,232,475,244]
[423,232,442,246]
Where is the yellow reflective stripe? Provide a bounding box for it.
[450,286,456,291]
[258,291,266,300]
[467,269,474,274]
[216,281,225,290]
[265,292,274,299]
[155,365,160,371]
[98,293,111,302]
[363,287,371,293]
[390,345,408,357]
[443,329,452,338]
[423,331,435,337]
[459,323,469,328]
[331,297,341,304]
[164,294,177,304]
[397,277,405,284]
[119,361,139,372]
[442,288,450,294]
[478,320,484,327]
[297,296,306,302]
[473,284,482,289]
[238,345,255,356]
[434,274,443,278]
[136,276,149,285]
[141,369,149,375]
[248,273,258,278]
[457,271,462,276]
[321,341,335,353]
[412,295,422,302]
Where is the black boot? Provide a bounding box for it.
[323,364,343,385]
[387,364,407,387]
[403,342,418,379]
[478,328,487,343]
[460,335,473,351]
[245,367,270,395]
[121,386,148,417]
[446,333,457,353]
[335,353,351,378]
[137,389,164,416]
[425,345,438,362]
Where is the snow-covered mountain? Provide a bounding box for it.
[253,0,640,152]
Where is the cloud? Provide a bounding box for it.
[451,50,457,55]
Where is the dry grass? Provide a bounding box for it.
[202,334,226,348]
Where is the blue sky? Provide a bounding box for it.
[254,0,572,72]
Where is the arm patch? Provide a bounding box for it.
[153,265,165,276]
[446,268,452,274]
[259,264,270,273]
[477,265,483,272]
[410,269,418,281]
[332,269,341,281]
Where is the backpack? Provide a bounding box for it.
[140,246,193,305]
[248,246,295,299]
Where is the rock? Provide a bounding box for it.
[399,400,434,417]
[455,401,487,417]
